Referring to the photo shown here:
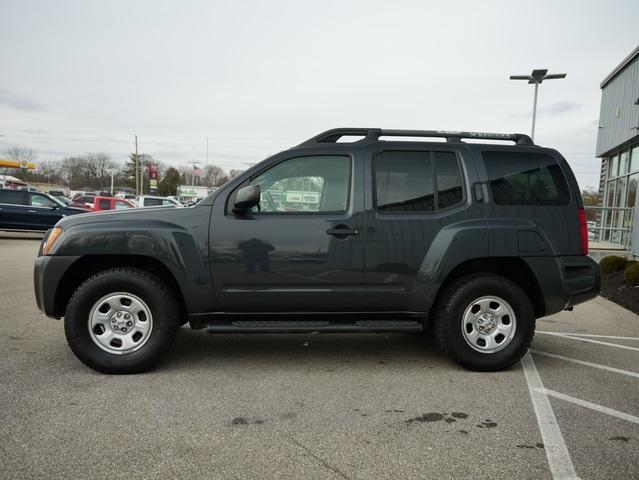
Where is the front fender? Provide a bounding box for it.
[51,216,215,314]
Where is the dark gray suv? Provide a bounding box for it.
[33,128,600,373]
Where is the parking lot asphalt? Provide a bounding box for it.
[1,233,637,480]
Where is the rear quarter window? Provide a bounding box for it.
[482,151,570,206]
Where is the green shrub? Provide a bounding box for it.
[599,255,628,274]
[624,262,639,286]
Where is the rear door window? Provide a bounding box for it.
[374,150,464,212]
[98,199,111,209]
[0,190,27,205]
[483,151,570,205]
[434,151,464,209]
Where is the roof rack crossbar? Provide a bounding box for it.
[299,128,534,147]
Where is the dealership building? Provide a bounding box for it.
[596,45,639,256]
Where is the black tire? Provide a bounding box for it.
[64,267,180,374]
[433,274,535,372]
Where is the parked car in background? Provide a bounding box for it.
[92,196,136,212]
[166,196,183,205]
[71,191,96,200]
[71,195,98,209]
[0,188,89,231]
[114,193,138,206]
[0,174,28,189]
[185,197,205,207]
[137,195,182,208]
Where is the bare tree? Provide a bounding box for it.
[60,153,115,189]
[204,164,227,186]
[84,153,114,187]
[29,159,64,184]
[5,146,38,164]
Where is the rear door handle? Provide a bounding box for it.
[327,225,359,236]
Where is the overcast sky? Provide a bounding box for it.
[1,0,638,188]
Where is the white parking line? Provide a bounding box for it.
[537,331,639,341]
[521,353,580,480]
[537,332,639,352]
[537,388,639,425]
[530,350,639,379]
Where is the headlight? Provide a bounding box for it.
[43,227,63,255]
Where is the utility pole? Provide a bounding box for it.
[134,135,139,196]
[206,138,209,167]
[509,69,566,141]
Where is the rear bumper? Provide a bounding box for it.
[34,254,81,319]
[524,255,601,317]
[560,256,602,307]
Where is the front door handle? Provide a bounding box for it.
[326,225,359,237]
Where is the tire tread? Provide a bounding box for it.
[433,273,535,371]
[64,267,179,374]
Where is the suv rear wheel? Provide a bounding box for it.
[434,274,535,371]
[64,268,179,373]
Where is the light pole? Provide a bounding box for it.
[107,168,117,195]
[509,69,566,141]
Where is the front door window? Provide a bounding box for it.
[249,155,351,214]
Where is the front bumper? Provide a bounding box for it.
[34,254,81,319]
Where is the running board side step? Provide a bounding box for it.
[206,320,424,334]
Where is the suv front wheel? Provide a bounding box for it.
[434,274,535,371]
[64,268,180,374]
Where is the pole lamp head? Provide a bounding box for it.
[510,69,566,84]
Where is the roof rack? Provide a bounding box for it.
[298,128,535,147]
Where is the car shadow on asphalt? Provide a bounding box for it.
[161,328,457,372]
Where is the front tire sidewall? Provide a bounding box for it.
[65,269,178,374]
[438,276,535,371]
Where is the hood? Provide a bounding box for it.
[64,206,92,213]
[57,204,205,231]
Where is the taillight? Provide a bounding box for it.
[577,208,588,255]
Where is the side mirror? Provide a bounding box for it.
[233,185,260,214]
